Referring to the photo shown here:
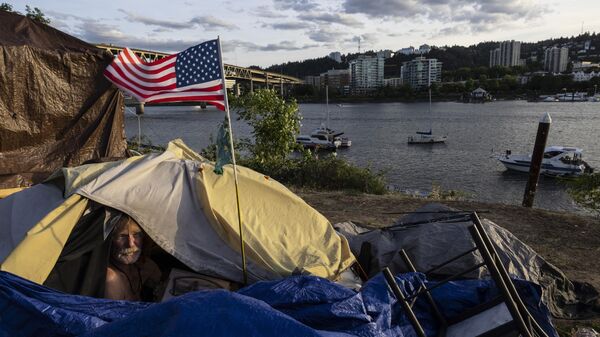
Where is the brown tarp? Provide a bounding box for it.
[0,11,126,188]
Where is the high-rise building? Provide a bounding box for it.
[400,57,442,89]
[489,40,521,67]
[544,47,569,73]
[319,69,350,90]
[348,54,385,94]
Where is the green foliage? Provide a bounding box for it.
[240,154,388,195]
[0,2,15,11]
[127,135,165,154]
[567,173,600,216]
[25,5,50,24]
[1,3,50,24]
[429,182,471,201]
[231,89,301,163]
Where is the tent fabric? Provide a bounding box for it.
[334,203,600,320]
[0,270,558,337]
[0,140,355,285]
[0,11,127,189]
[0,194,88,284]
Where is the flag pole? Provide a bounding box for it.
[217,36,248,285]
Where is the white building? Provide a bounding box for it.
[572,61,600,72]
[398,47,415,55]
[348,54,385,94]
[384,77,403,87]
[572,71,600,82]
[328,52,342,63]
[544,47,569,74]
[490,40,521,67]
[378,50,394,59]
[401,57,442,89]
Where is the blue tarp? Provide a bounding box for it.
[0,271,557,337]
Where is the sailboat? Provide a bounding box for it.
[310,86,352,147]
[407,83,447,144]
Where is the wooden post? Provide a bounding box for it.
[522,113,552,208]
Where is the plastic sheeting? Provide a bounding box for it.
[0,271,557,337]
[335,203,600,320]
[0,11,127,188]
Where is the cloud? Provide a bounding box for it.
[308,25,348,43]
[252,5,287,18]
[342,0,548,30]
[189,16,238,30]
[263,21,307,30]
[226,39,319,52]
[118,9,238,31]
[273,0,319,11]
[298,13,364,28]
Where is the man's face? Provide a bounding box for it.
[110,217,143,265]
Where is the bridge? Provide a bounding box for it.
[96,44,302,96]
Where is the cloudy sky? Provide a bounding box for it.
[10,0,600,67]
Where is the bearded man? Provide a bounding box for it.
[105,214,161,301]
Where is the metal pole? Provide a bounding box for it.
[217,37,248,285]
[135,102,144,151]
[522,113,552,207]
[468,225,533,337]
[382,268,426,337]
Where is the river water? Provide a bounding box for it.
[124,101,600,212]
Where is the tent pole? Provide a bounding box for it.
[217,36,248,285]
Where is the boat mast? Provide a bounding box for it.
[326,85,330,130]
[428,64,432,133]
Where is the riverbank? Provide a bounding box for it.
[296,189,600,334]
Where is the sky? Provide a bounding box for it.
[9,0,600,68]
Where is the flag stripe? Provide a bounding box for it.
[109,61,177,89]
[105,69,223,100]
[103,40,225,107]
[121,49,177,76]
[116,53,176,81]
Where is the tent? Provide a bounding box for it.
[0,140,355,296]
[0,11,127,189]
[335,203,600,320]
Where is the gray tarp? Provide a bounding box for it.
[335,203,600,319]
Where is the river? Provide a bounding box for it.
[124,100,600,212]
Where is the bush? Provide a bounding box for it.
[567,173,600,216]
[240,154,387,194]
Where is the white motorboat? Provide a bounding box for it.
[496,146,594,177]
[540,96,558,102]
[296,134,341,150]
[557,92,587,102]
[311,125,352,147]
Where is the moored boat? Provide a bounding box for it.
[407,130,447,144]
[496,146,594,177]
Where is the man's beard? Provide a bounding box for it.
[114,247,141,265]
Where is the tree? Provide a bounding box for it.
[232,89,301,163]
[25,5,50,24]
[568,173,600,216]
[0,2,15,11]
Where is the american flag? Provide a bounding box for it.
[104,39,226,110]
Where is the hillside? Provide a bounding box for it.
[265,32,600,79]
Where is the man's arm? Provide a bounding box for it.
[105,267,132,300]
